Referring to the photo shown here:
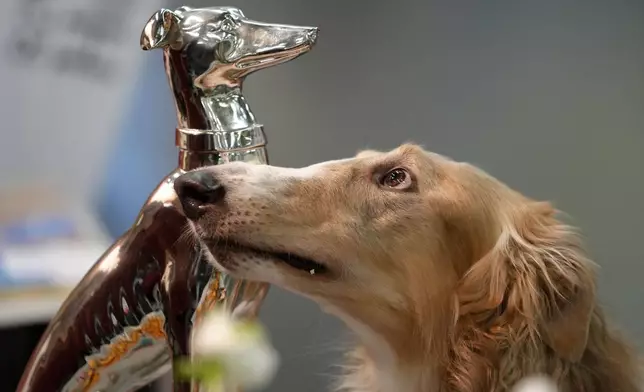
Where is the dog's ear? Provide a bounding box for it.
[458,202,596,363]
[140,8,180,50]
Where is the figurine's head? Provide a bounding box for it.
[140,6,318,90]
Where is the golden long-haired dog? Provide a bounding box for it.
[174,144,641,392]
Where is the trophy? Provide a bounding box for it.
[17,6,318,392]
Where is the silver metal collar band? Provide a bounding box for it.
[175,126,267,152]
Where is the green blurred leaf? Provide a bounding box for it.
[175,357,225,382]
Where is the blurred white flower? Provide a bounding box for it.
[188,310,280,390]
[512,375,558,392]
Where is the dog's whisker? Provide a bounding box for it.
[175,223,198,248]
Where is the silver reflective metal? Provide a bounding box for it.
[17,6,317,392]
[142,6,318,152]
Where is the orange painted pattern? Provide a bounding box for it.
[77,312,167,391]
[193,272,226,326]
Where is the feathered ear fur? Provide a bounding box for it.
[451,202,596,390]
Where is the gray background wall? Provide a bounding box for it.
[4,0,643,391]
[161,2,642,390]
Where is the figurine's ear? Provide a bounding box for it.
[140,8,180,50]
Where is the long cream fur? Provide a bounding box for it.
[181,144,641,392]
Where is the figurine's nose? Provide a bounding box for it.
[174,171,226,220]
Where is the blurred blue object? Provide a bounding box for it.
[96,52,177,238]
[1,216,77,245]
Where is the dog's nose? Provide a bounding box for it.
[174,170,226,220]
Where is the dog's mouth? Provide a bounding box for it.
[208,239,329,276]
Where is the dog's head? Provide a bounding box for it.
[140,6,318,88]
[175,144,596,370]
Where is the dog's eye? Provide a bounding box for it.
[380,168,412,189]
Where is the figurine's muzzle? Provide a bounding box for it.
[229,21,318,69]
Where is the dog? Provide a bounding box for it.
[174,144,641,392]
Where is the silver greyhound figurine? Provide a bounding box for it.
[17,6,318,392]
